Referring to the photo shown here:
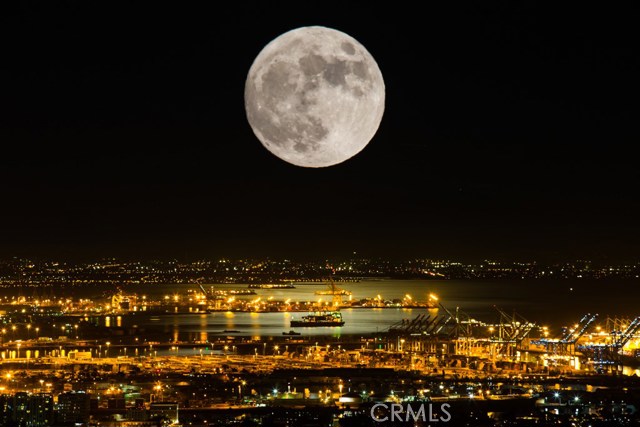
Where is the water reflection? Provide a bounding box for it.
[119,308,427,342]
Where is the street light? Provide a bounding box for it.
[106,342,111,358]
[154,382,163,402]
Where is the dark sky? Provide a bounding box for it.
[0,3,639,262]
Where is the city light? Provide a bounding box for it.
[0,263,629,423]
[0,7,635,425]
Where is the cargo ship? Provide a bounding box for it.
[290,311,345,327]
[315,288,352,296]
[227,289,257,295]
[248,283,296,289]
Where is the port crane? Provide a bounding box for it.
[315,270,351,307]
[491,306,536,342]
[532,313,598,355]
[612,316,640,349]
[388,298,474,338]
[198,284,211,299]
[560,313,599,344]
[487,306,536,356]
[613,316,640,349]
[389,313,455,337]
[578,316,640,366]
[387,299,540,359]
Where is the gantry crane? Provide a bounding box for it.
[533,313,598,355]
[578,316,640,366]
[488,306,536,355]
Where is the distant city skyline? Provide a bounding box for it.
[1,256,639,288]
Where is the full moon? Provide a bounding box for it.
[245,26,385,168]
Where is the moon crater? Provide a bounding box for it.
[245,26,385,167]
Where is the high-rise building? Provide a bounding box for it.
[0,394,12,426]
[12,392,54,426]
[57,391,91,424]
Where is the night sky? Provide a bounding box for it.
[1,3,639,262]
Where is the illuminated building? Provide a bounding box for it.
[12,392,54,427]
[57,391,90,424]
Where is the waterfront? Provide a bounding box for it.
[121,308,428,340]
[65,277,640,331]
[1,277,640,426]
